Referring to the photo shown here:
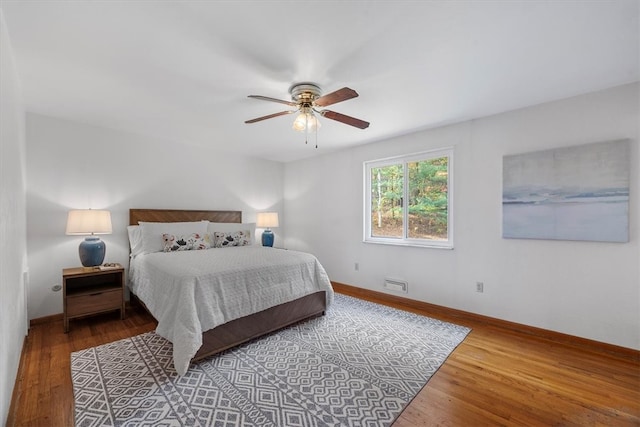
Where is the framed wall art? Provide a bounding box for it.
[502,139,630,242]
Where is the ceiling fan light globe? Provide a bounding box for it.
[292,113,307,131]
[292,112,321,132]
[307,114,321,131]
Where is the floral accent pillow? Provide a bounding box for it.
[213,230,251,248]
[162,233,212,252]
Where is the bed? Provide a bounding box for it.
[127,209,334,375]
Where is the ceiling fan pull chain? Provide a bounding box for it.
[315,125,318,148]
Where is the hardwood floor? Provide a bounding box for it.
[8,309,156,427]
[8,289,639,426]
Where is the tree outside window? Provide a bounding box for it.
[365,148,453,248]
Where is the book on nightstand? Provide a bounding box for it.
[99,263,122,271]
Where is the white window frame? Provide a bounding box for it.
[363,147,454,249]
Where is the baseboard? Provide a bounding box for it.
[25,284,639,363]
[29,313,63,326]
[29,301,137,327]
[7,335,28,427]
[331,281,639,362]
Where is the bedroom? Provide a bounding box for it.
[1,1,638,426]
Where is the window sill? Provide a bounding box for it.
[363,239,454,250]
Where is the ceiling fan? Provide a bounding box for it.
[244,83,370,131]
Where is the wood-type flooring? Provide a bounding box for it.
[8,288,639,426]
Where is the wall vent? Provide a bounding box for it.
[384,278,408,293]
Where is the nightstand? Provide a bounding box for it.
[63,266,125,333]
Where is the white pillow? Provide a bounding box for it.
[139,221,209,254]
[127,225,144,258]
[207,222,256,245]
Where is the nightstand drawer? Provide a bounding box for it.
[66,288,123,317]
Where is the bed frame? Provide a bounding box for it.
[129,208,327,361]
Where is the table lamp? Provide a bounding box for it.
[256,212,279,247]
[66,209,112,267]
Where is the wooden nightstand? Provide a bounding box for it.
[63,266,126,333]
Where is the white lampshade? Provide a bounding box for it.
[256,212,279,229]
[66,210,112,235]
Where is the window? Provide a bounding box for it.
[364,148,453,248]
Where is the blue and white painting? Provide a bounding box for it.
[503,139,630,242]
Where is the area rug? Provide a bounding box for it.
[71,294,471,427]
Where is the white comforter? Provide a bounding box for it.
[129,246,334,375]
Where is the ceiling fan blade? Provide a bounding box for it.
[245,110,295,124]
[320,110,370,129]
[248,95,297,107]
[314,87,359,107]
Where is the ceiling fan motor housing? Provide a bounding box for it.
[289,82,322,105]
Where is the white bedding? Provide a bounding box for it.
[129,246,334,375]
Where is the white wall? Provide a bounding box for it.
[0,10,29,425]
[284,83,639,350]
[26,113,284,319]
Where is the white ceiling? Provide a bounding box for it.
[2,1,638,163]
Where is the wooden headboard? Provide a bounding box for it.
[129,209,242,225]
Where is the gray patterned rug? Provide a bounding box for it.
[71,294,470,427]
